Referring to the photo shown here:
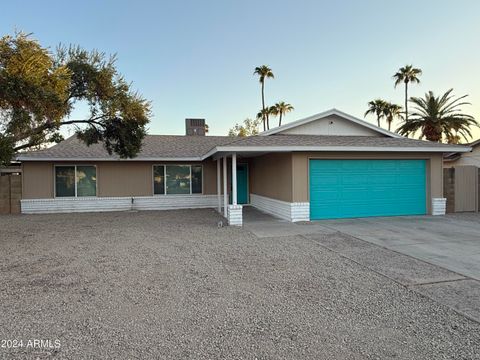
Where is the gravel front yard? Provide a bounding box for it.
[1,209,480,359]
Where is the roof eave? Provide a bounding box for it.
[205,145,472,157]
[16,156,204,162]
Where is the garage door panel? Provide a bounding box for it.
[309,160,427,220]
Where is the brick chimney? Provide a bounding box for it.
[185,118,206,136]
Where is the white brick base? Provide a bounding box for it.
[21,195,218,214]
[250,194,309,222]
[227,204,243,226]
[432,198,447,216]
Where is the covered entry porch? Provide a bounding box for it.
[214,151,310,226]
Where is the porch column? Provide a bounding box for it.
[226,152,242,226]
[217,159,221,213]
[232,153,237,205]
[223,156,228,218]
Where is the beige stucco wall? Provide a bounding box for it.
[291,152,444,214]
[22,162,54,199]
[250,153,293,202]
[444,146,480,168]
[21,160,218,199]
[278,115,384,136]
[97,162,153,197]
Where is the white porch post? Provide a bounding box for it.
[217,159,221,213]
[226,152,242,226]
[223,156,228,218]
[232,153,237,205]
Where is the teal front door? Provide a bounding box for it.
[231,164,248,204]
[309,159,427,220]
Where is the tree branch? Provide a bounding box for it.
[13,117,106,143]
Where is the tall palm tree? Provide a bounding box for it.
[393,65,422,122]
[364,99,387,127]
[272,101,294,126]
[382,102,403,131]
[254,65,274,130]
[396,89,477,142]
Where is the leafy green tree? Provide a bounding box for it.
[253,65,274,130]
[228,118,261,137]
[396,89,477,142]
[364,99,387,127]
[0,32,151,165]
[271,101,294,126]
[382,102,403,131]
[393,65,422,121]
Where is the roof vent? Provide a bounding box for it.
[185,118,206,136]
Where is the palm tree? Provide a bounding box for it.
[256,108,270,131]
[364,99,387,127]
[254,65,274,130]
[272,101,294,126]
[393,65,422,121]
[396,89,477,142]
[382,102,403,131]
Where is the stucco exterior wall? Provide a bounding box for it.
[444,146,480,168]
[291,152,444,214]
[277,115,384,136]
[97,162,153,197]
[22,162,54,199]
[250,153,293,202]
[21,160,218,199]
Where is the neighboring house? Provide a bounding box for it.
[17,109,470,225]
[444,139,480,168]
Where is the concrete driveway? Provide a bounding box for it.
[317,213,480,280]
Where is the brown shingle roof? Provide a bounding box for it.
[17,134,470,161]
[18,135,234,160]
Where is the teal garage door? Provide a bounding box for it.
[309,159,427,220]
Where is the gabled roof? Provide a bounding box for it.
[260,108,403,138]
[17,108,472,162]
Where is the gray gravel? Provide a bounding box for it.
[1,209,479,359]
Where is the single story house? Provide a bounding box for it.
[444,138,480,167]
[17,109,470,225]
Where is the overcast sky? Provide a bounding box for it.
[2,0,479,140]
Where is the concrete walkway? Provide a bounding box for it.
[316,213,480,280]
[242,206,335,238]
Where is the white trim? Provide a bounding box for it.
[250,194,309,222]
[21,195,218,214]
[223,156,228,217]
[217,159,221,212]
[259,108,403,138]
[204,145,472,156]
[232,153,237,205]
[16,156,203,162]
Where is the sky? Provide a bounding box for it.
[1,0,480,141]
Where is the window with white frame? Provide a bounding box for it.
[55,165,97,197]
[153,165,202,195]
